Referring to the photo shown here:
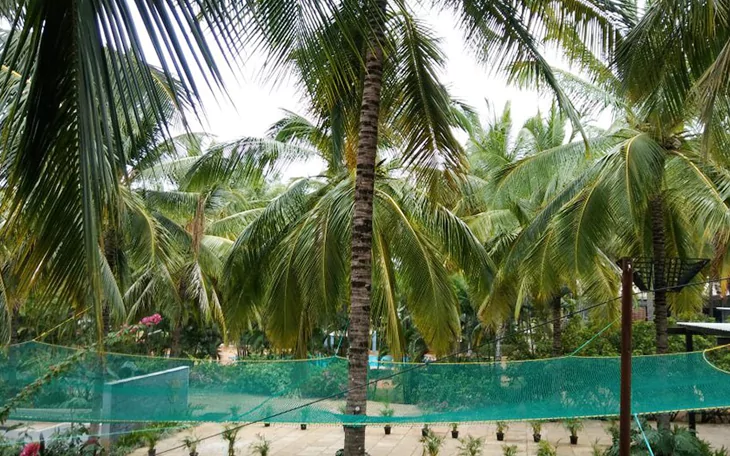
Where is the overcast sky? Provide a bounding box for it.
[185,7,561,176]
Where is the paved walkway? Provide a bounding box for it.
[132,421,730,455]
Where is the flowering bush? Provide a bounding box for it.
[19,442,40,456]
[140,314,163,326]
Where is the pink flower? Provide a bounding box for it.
[20,442,40,456]
[140,313,162,326]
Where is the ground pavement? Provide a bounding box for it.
[130,420,730,456]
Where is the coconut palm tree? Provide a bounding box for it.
[224,110,490,359]
[290,0,615,455]
[124,132,302,355]
[0,0,255,346]
[454,102,620,356]
[496,34,730,421]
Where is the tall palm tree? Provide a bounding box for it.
[125,131,303,354]
[496,41,730,421]
[363,1,622,450]
[238,2,624,452]
[456,102,619,356]
[0,1,250,346]
[225,111,490,359]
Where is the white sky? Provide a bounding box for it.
[185,8,560,176]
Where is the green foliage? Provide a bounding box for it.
[502,445,518,456]
[182,434,198,454]
[0,436,21,456]
[457,435,484,456]
[705,347,730,372]
[251,434,271,456]
[222,424,240,456]
[496,421,509,433]
[536,440,557,456]
[139,429,162,450]
[530,420,543,435]
[564,418,584,436]
[380,404,395,418]
[421,430,445,456]
[603,420,728,456]
[591,439,605,456]
[503,314,718,361]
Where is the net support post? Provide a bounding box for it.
[620,258,633,456]
[685,333,697,433]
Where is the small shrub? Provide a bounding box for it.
[502,445,518,456]
[380,404,394,418]
[222,424,240,456]
[421,431,445,456]
[591,439,605,456]
[251,434,270,456]
[530,421,543,435]
[182,434,198,455]
[457,435,484,456]
[564,418,584,437]
[536,440,557,456]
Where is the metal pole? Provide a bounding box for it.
[686,332,696,433]
[620,258,633,456]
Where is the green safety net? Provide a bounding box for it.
[1,341,729,424]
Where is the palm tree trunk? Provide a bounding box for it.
[494,322,505,362]
[344,1,386,454]
[551,296,562,356]
[9,305,20,345]
[650,195,670,430]
[171,321,183,357]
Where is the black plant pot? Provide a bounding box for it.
[570,435,578,445]
[301,424,307,430]
[384,425,392,435]
[533,433,541,443]
[451,430,459,439]
[496,432,504,441]
[189,452,199,456]
[148,450,156,456]
[264,423,271,427]
[421,427,429,437]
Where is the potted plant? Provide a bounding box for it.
[502,445,518,456]
[450,423,459,439]
[421,431,444,456]
[496,422,508,441]
[222,424,240,456]
[457,435,484,456]
[182,435,199,456]
[380,404,394,435]
[536,440,557,456]
[591,439,603,456]
[140,430,161,456]
[251,434,270,456]
[564,418,584,445]
[262,404,273,427]
[421,424,430,437]
[300,406,310,430]
[530,421,543,442]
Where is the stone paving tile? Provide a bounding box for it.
[130,420,730,456]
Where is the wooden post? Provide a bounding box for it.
[620,258,633,456]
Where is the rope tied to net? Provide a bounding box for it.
[334,319,349,355]
[569,317,619,356]
[33,308,89,342]
[634,414,655,456]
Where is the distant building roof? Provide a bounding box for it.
[675,322,730,337]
